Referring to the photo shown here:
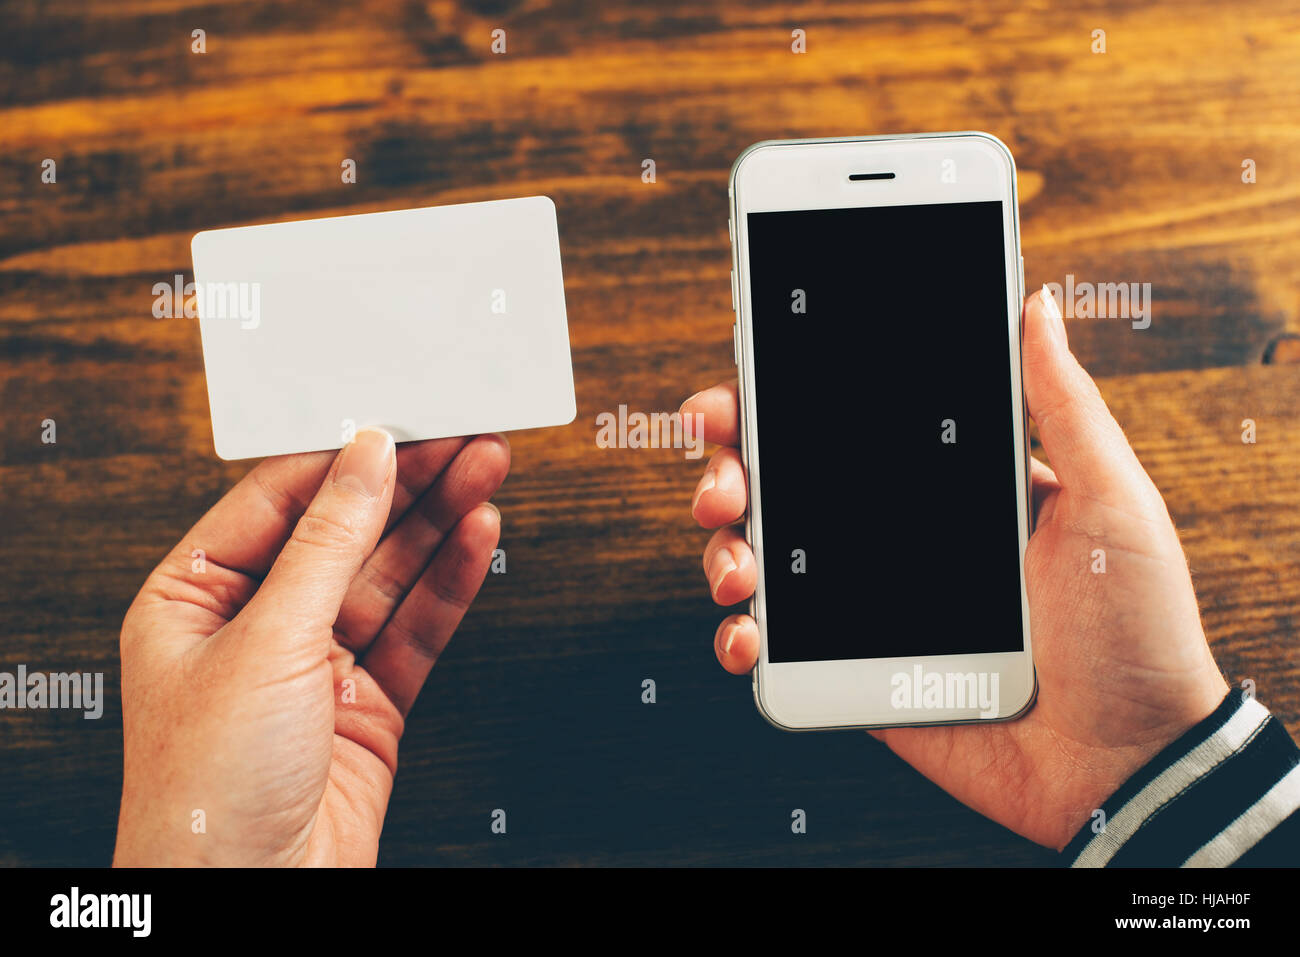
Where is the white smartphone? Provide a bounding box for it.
[728,132,1036,730]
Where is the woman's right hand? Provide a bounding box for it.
[680,287,1228,851]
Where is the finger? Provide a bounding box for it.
[680,380,741,448]
[361,503,501,717]
[171,436,467,587]
[703,526,757,606]
[1029,455,1062,526]
[385,437,472,535]
[1029,454,1058,488]
[691,446,748,528]
[237,428,396,644]
[335,434,510,652]
[1022,287,1159,509]
[176,450,335,580]
[715,614,759,675]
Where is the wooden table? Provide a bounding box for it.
[2,0,1298,866]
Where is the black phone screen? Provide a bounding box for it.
[745,200,1026,663]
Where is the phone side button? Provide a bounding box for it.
[750,603,758,692]
[732,322,740,366]
[730,269,739,314]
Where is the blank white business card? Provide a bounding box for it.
[191,196,577,460]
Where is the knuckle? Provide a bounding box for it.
[387,613,441,663]
[291,510,361,552]
[362,562,408,604]
[427,574,472,614]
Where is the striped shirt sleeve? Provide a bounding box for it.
[1063,690,1300,867]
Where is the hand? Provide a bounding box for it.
[682,288,1229,850]
[114,429,510,866]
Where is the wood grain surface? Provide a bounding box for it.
[2,0,1299,866]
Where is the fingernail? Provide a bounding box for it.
[335,428,394,498]
[1040,284,1067,346]
[708,547,737,596]
[1040,284,1062,320]
[721,621,741,655]
[482,501,501,522]
[680,390,704,412]
[692,470,717,514]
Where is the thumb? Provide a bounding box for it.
[1022,285,1158,510]
[240,428,396,642]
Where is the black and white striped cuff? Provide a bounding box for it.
[1064,690,1300,867]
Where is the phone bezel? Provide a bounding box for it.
[729,132,1036,731]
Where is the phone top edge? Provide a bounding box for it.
[729,131,1015,186]
[729,132,1020,225]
